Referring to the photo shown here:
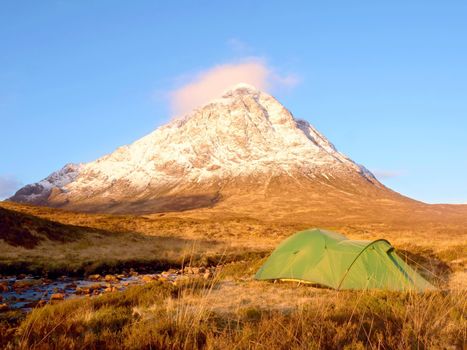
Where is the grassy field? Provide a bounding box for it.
[0,203,272,276]
[0,201,466,348]
[1,260,465,349]
[1,201,465,288]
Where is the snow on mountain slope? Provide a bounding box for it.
[10,84,383,212]
[10,163,83,204]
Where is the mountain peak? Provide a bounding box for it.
[222,83,261,96]
[10,88,380,213]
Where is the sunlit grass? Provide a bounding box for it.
[3,274,465,349]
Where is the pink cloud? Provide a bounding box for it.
[169,59,299,117]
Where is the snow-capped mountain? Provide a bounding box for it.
[10,84,390,213]
[11,163,82,205]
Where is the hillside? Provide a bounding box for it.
[0,206,86,249]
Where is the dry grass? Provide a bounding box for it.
[0,235,267,277]
[0,200,465,348]
[1,201,465,288]
[2,265,465,349]
[0,203,271,276]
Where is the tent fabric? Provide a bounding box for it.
[255,228,435,291]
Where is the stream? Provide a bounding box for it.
[0,270,181,313]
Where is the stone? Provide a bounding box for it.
[75,287,91,295]
[104,274,118,283]
[89,283,104,291]
[13,280,35,291]
[88,274,102,281]
[0,282,9,292]
[141,275,156,283]
[50,293,65,301]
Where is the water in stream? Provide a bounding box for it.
[0,273,167,312]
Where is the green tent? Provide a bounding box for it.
[255,228,435,291]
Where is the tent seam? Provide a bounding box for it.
[336,239,392,290]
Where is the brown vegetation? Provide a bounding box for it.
[1,263,465,349]
[0,198,465,349]
[1,200,465,288]
[0,207,85,249]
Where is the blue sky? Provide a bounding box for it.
[1,1,466,203]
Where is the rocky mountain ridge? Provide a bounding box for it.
[10,84,393,213]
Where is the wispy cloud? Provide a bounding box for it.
[0,175,22,199]
[169,58,299,117]
[373,170,404,179]
[226,38,250,54]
